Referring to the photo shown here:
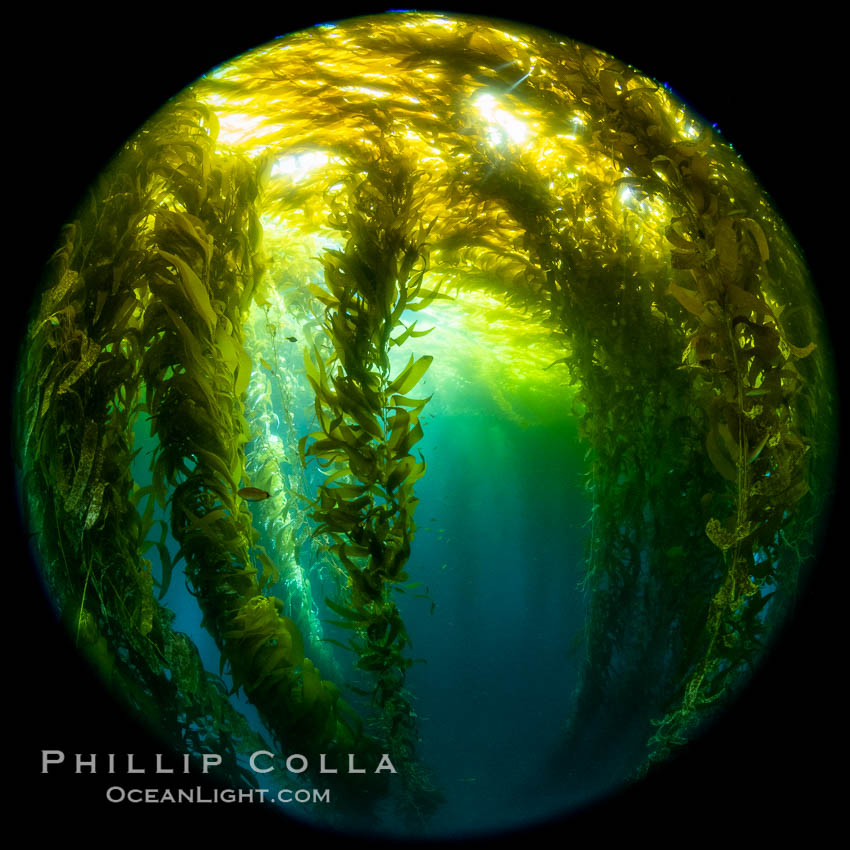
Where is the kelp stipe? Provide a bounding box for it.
[15,11,837,840]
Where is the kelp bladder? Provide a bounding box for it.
[15,10,836,839]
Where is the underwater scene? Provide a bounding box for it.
[13,9,841,844]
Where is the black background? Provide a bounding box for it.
[10,3,843,845]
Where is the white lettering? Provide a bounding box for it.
[41,750,64,772]
[285,754,308,774]
[319,753,337,774]
[202,754,222,773]
[276,788,329,804]
[76,753,97,774]
[348,753,365,774]
[375,753,397,773]
[250,750,275,774]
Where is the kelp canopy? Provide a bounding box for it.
[15,10,836,838]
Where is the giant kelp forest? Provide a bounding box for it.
[15,12,835,834]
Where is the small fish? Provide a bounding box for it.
[286,336,298,342]
[237,487,271,501]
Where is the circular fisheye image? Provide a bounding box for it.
[14,9,839,844]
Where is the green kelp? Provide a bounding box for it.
[17,102,272,789]
[298,136,446,824]
[15,10,836,838]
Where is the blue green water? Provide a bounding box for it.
[391,397,589,835]
[131,338,592,837]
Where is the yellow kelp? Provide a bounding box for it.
[16,11,830,836]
